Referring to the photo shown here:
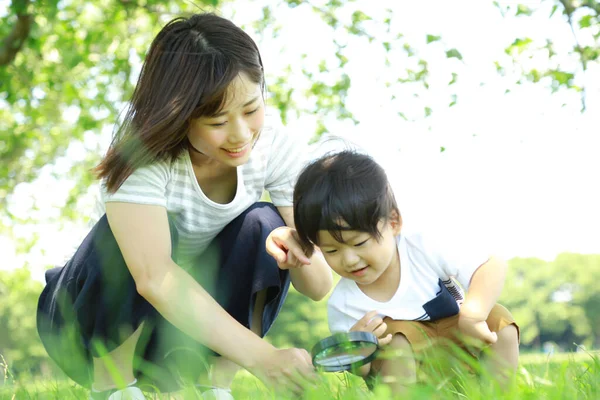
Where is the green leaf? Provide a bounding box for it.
[506,37,533,55]
[449,94,457,107]
[351,10,371,24]
[445,48,463,60]
[516,4,532,16]
[548,70,574,85]
[426,34,441,44]
[449,72,458,85]
[286,0,302,7]
[528,69,542,83]
[579,15,593,29]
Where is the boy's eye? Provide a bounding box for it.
[324,249,337,254]
[354,239,369,247]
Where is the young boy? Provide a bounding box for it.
[291,150,519,394]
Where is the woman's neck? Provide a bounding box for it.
[188,146,230,171]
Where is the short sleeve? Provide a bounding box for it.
[408,229,490,290]
[436,241,489,290]
[264,123,310,207]
[101,160,171,208]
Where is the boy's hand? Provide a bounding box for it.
[457,315,498,345]
[350,310,393,346]
[266,226,311,270]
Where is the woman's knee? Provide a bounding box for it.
[242,202,284,228]
[221,202,284,242]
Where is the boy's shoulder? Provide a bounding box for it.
[400,227,435,255]
[398,227,450,272]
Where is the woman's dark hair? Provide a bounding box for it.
[96,13,265,192]
[293,151,399,256]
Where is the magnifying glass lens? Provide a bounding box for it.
[311,332,379,372]
[314,342,377,368]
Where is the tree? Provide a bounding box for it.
[0,268,46,380]
[495,0,600,111]
[499,252,600,351]
[0,0,464,232]
[0,0,221,230]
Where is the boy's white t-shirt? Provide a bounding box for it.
[100,116,307,269]
[327,228,490,334]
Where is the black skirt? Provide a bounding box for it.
[37,202,291,392]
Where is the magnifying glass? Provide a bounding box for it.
[311,331,379,372]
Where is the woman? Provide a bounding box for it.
[37,12,332,400]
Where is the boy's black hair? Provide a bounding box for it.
[293,150,399,256]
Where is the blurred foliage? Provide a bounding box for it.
[1,0,598,379]
[1,251,599,377]
[0,0,596,240]
[495,0,600,110]
[0,0,222,231]
[500,253,600,351]
[267,285,331,351]
[0,0,467,233]
[0,268,45,381]
[268,253,600,355]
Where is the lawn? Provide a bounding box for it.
[1,352,598,399]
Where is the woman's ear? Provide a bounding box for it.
[389,209,402,235]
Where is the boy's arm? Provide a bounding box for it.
[347,310,393,377]
[458,256,508,343]
[267,206,333,301]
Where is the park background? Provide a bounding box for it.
[1,0,599,398]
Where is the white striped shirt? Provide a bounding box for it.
[101,118,307,269]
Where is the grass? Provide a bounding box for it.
[1,351,599,399]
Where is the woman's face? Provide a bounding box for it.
[188,72,265,167]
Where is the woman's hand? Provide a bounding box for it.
[350,310,393,346]
[266,226,311,270]
[247,347,317,393]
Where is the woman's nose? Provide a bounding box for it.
[228,118,252,144]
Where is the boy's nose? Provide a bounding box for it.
[341,250,360,269]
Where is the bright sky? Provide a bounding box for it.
[1,0,599,282]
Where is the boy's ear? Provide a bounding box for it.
[389,209,402,234]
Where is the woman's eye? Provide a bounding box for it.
[209,121,227,127]
[354,239,369,247]
[245,107,260,115]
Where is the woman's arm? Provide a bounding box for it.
[106,202,314,386]
[273,206,333,301]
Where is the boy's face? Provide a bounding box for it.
[316,215,401,286]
